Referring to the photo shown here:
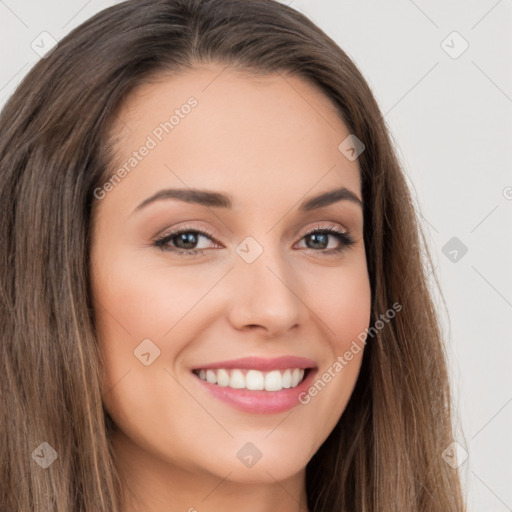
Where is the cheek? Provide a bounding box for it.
[92,252,221,343]
[302,253,372,349]
[295,254,371,430]
[91,255,217,468]
[90,249,231,407]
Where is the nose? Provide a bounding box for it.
[226,245,303,336]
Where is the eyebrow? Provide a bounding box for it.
[133,186,363,213]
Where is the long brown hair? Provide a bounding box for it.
[0,0,465,510]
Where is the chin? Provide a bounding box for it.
[195,442,313,484]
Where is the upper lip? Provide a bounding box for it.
[190,356,317,372]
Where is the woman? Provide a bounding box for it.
[0,0,466,510]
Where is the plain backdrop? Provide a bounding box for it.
[1,1,511,510]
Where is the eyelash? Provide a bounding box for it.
[153,223,355,257]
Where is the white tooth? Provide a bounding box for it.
[230,369,245,389]
[282,369,292,388]
[298,369,305,384]
[199,369,206,381]
[291,368,301,387]
[206,369,217,384]
[246,370,264,390]
[265,370,283,392]
[217,369,230,387]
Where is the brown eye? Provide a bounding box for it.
[154,227,219,255]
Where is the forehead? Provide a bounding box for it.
[105,65,362,209]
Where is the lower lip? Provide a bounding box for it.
[192,369,317,414]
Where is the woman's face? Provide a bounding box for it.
[90,64,371,485]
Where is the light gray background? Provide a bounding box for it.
[1,1,511,510]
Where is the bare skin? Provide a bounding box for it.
[90,63,371,512]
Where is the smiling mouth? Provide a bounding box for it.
[192,368,311,392]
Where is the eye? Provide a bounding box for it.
[153,226,219,256]
[152,223,355,256]
[295,223,355,255]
